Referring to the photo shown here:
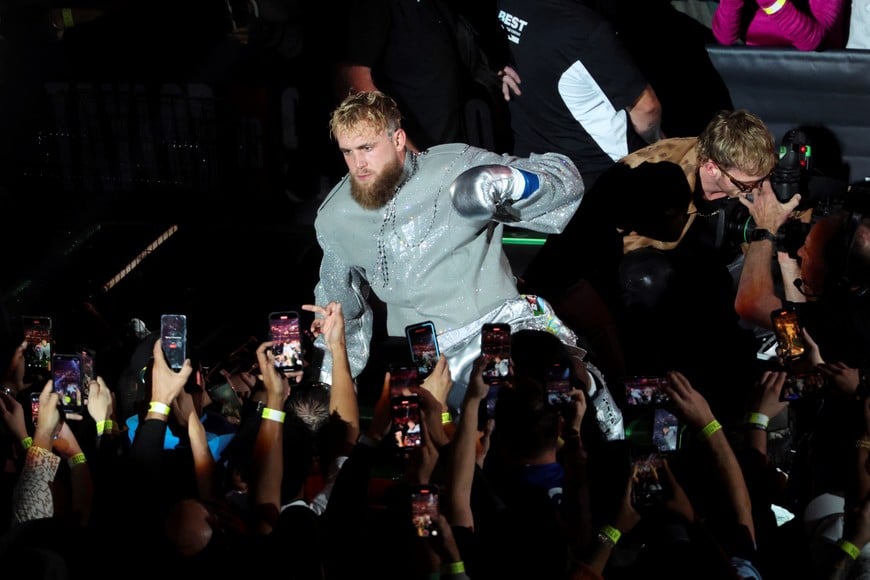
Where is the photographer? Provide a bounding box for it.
[735,179,870,374]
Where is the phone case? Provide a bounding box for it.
[405,321,439,379]
[631,452,664,511]
[410,484,440,537]
[770,307,807,361]
[269,311,303,372]
[624,376,671,406]
[30,392,40,427]
[389,365,420,398]
[652,408,680,452]
[391,394,422,450]
[52,353,84,415]
[161,314,187,371]
[780,371,826,401]
[546,363,572,406]
[481,323,511,384]
[22,315,53,374]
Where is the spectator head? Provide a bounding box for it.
[797,207,870,299]
[492,375,560,464]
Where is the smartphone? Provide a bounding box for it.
[30,392,40,427]
[78,347,96,382]
[481,322,511,385]
[22,315,52,376]
[624,376,671,406]
[207,381,243,420]
[546,362,572,406]
[269,311,303,373]
[405,321,440,379]
[391,394,423,450]
[652,407,680,452]
[484,383,501,419]
[389,364,420,399]
[780,371,826,402]
[78,346,95,404]
[410,484,440,537]
[631,452,665,512]
[160,314,187,371]
[52,353,84,416]
[770,306,807,362]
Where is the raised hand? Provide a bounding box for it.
[255,341,291,408]
[150,339,193,407]
[662,370,715,430]
[750,370,789,420]
[302,302,345,353]
[499,65,522,101]
[421,355,453,411]
[86,376,114,424]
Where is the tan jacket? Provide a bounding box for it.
[619,137,701,253]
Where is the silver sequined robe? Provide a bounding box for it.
[313,143,584,411]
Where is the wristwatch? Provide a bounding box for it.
[749,228,777,243]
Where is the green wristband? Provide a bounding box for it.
[699,419,722,441]
[838,539,860,560]
[598,524,621,547]
[744,412,769,430]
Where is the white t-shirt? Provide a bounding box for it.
[848,0,870,49]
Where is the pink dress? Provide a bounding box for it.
[712,0,847,50]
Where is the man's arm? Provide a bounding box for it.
[451,148,584,233]
[312,233,374,388]
[734,184,802,328]
[628,84,663,144]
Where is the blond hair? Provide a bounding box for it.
[329,90,403,141]
[696,109,776,176]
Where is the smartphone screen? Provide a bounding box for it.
[52,353,84,416]
[160,314,187,371]
[546,362,572,406]
[406,321,440,379]
[780,371,826,401]
[390,365,420,399]
[30,392,40,427]
[78,347,95,382]
[410,484,440,537]
[391,394,422,450]
[22,315,52,376]
[624,376,671,406]
[78,347,95,405]
[481,323,511,385]
[652,408,680,452]
[631,452,664,512]
[269,311,303,373]
[770,307,806,362]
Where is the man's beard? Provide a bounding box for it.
[350,157,404,210]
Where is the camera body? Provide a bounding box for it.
[770,129,812,204]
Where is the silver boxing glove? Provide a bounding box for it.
[449,164,541,220]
